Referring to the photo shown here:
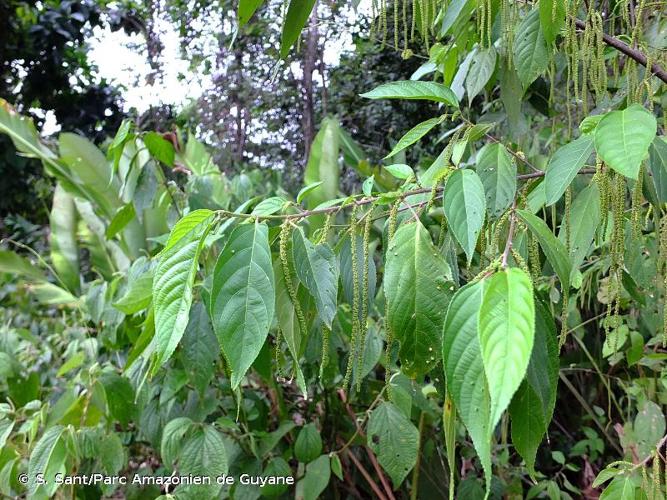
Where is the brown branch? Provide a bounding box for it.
[574,18,667,84]
[339,443,389,500]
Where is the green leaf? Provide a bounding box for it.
[0,419,14,450]
[360,81,459,107]
[442,281,492,490]
[557,183,600,280]
[384,117,444,159]
[0,250,44,281]
[50,184,79,293]
[384,163,415,179]
[280,0,317,58]
[465,47,497,103]
[634,400,666,459]
[362,175,374,196]
[517,209,571,290]
[100,371,136,427]
[292,227,339,328]
[152,210,214,371]
[539,0,565,45]
[295,423,323,463]
[252,196,287,216]
[211,222,275,389]
[28,426,67,497]
[180,303,219,395]
[440,0,474,36]
[367,402,419,487]
[106,203,136,239]
[178,425,228,498]
[648,137,667,203]
[478,268,535,432]
[261,457,292,497]
[384,221,454,377]
[544,135,595,205]
[297,181,324,203]
[513,9,549,88]
[303,119,340,228]
[580,115,603,135]
[509,300,559,476]
[144,131,175,166]
[476,143,516,217]
[113,257,154,314]
[296,455,330,500]
[161,417,194,468]
[238,0,264,26]
[599,475,640,500]
[330,454,343,480]
[594,104,657,179]
[443,168,486,263]
[31,282,79,306]
[99,433,125,475]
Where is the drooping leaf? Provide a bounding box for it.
[28,426,67,497]
[443,168,486,263]
[238,0,264,26]
[544,135,595,205]
[478,268,535,432]
[648,136,667,203]
[0,250,44,281]
[442,281,492,490]
[99,371,136,427]
[360,81,459,107]
[292,227,339,328]
[280,0,317,58]
[180,303,219,395]
[367,402,419,487]
[476,143,516,217]
[513,9,549,88]
[152,210,214,372]
[557,183,600,279]
[296,455,330,500]
[49,183,79,293]
[465,47,497,103]
[144,131,175,166]
[594,104,657,179]
[385,117,444,159]
[440,0,475,37]
[294,423,323,464]
[211,222,275,389]
[384,221,454,377]
[517,209,571,290]
[509,300,559,476]
[539,0,566,45]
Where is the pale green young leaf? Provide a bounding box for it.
[476,143,516,217]
[594,104,657,179]
[517,209,571,290]
[280,0,317,58]
[509,300,559,476]
[465,47,497,103]
[384,163,415,179]
[252,196,287,216]
[297,181,324,203]
[513,9,549,88]
[478,268,535,432]
[557,183,600,279]
[50,184,79,293]
[544,135,595,205]
[362,175,374,196]
[105,203,136,239]
[152,210,214,371]
[384,221,454,377]
[384,117,443,159]
[360,81,459,107]
[211,222,275,389]
[0,250,44,281]
[442,281,492,490]
[292,227,339,328]
[443,168,486,263]
[295,423,323,464]
[539,0,565,45]
[367,402,419,487]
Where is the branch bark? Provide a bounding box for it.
[574,18,667,84]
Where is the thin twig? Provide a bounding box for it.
[573,18,667,84]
